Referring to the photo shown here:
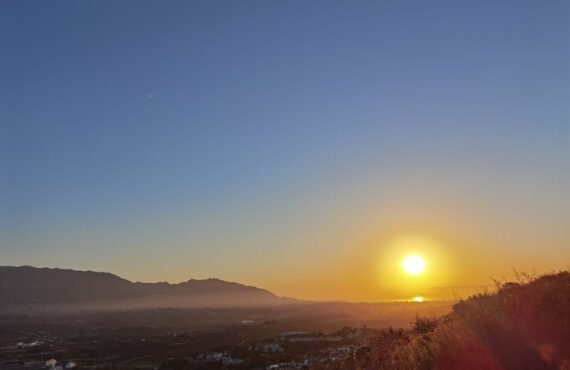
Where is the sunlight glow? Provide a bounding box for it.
[402,255,426,276]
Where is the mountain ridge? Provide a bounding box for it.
[0,265,292,311]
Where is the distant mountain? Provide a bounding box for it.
[0,266,294,311]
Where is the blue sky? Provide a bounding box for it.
[1,0,568,300]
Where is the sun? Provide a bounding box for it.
[402,255,426,276]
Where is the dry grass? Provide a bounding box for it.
[315,270,570,370]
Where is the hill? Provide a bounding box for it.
[315,271,570,370]
[0,266,291,311]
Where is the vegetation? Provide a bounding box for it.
[316,271,570,370]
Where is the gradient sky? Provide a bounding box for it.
[1,0,568,301]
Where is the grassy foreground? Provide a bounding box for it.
[315,271,570,370]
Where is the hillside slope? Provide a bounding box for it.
[316,271,570,370]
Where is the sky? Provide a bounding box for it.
[1,0,568,301]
